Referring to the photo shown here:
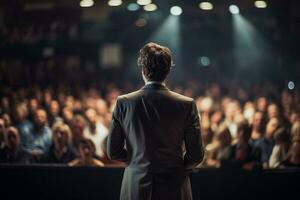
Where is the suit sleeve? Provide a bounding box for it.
[107,98,127,162]
[184,100,204,170]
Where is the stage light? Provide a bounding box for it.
[80,0,94,7]
[144,3,157,12]
[288,81,295,90]
[137,0,151,6]
[254,1,267,8]
[170,6,182,16]
[108,0,122,7]
[135,18,147,27]
[199,2,213,10]
[229,5,239,14]
[198,56,211,66]
[127,3,139,11]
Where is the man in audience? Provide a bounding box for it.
[48,100,63,127]
[0,127,32,163]
[20,109,52,158]
[250,112,265,142]
[84,108,108,159]
[13,104,33,146]
[70,115,86,151]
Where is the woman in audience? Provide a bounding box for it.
[42,122,76,164]
[68,138,104,167]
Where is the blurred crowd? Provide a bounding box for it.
[0,80,300,170]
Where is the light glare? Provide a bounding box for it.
[144,3,157,12]
[80,0,94,7]
[137,0,151,6]
[170,6,182,16]
[199,2,213,10]
[108,0,122,7]
[255,1,267,8]
[229,5,240,14]
[288,81,295,90]
[127,3,139,11]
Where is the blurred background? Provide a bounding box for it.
[0,0,300,170]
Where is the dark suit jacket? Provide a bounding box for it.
[107,83,204,200]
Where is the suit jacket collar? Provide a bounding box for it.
[141,82,169,91]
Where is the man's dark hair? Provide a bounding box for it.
[137,42,173,82]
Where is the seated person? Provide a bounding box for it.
[42,122,76,164]
[222,122,261,170]
[0,127,32,164]
[205,125,232,168]
[280,134,300,168]
[68,138,104,167]
[253,117,281,168]
[20,109,52,158]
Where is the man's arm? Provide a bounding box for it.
[107,98,127,162]
[184,100,204,170]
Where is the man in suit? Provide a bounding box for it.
[107,42,204,200]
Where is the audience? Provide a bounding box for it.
[0,79,299,170]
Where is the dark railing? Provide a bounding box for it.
[1,165,299,200]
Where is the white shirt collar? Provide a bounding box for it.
[145,81,166,86]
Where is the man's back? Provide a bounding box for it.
[107,83,204,200]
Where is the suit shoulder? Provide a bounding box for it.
[117,90,142,101]
[168,91,194,103]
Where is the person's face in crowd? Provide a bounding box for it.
[266,117,279,139]
[237,125,251,144]
[85,108,97,124]
[1,113,11,128]
[71,118,85,139]
[290,112,300,124]
[50,100,60,115]
[62,107,74,122]
[243,102,255,123]
[211,111,223,125]
[210,83,221,99]
[267,104,279,119]
[217,127,232,147]
[1,97,10,110]
[199,97,213,114]
[252,112,264,130]
[5,127,20,150]
[44,91,53,105]
[95,99,108,117]
[29,98,39,112]
[53,128,70,149]
[14,105,27,123]
[225,101,240,121]
[34,109,47,128]
[79,141,94,159]
[281,90,293,107]
[257,97,268,112]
